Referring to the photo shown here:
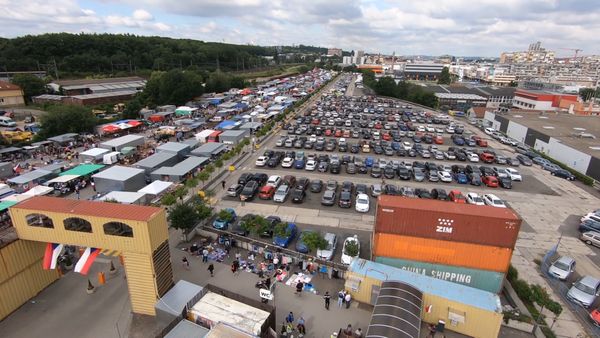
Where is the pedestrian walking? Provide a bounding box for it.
[324,291,331,310]
[344,324,353,336]
[295,281,304,296]
[235,251,241,261]
[337,290,345,308]
[91,181,96,192]
[182,256,189,270]
[221,180,226,189]
[354,328,363,338]
[207,263,214,277]
[345,292,352,309]
[297,317,306,336]
[285,312,294,324]
[427,323,436,338]
[202,248,209,263]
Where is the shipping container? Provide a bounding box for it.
[0,239,46,283]
[375,195,521,248]
[374,256,505,293]
[374,233,512,273]
[346,259,503,338]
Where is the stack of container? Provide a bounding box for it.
[373,195,521,293]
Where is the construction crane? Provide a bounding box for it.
[558,48,583,60]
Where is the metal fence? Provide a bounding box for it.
[541,247,600,337]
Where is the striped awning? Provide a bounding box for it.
[366,281,422,338]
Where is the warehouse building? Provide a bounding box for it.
[484,111,600,181]
[79,148,110,163]
[218,129,249,145]
[134,152,179,175]
[150,156,209,183]
[99,134,145,152]
[347,259,503,338]
[190,143,228,158]
[92,166,146,193]
[403,63,445,81]
[155,142,191,159]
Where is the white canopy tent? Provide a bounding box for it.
[22,185,53,196]
[45,175,81,185]
[138,181,173,196]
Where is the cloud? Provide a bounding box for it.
[2,0,600,56]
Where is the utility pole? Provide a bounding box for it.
[52,58,59,80]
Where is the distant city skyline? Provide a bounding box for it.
[1,0,599,57]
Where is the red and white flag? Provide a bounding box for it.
[74,247,101,275]
[425,305,433,313]
[42,243,63,270]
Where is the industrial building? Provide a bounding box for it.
[190,143,228,158]
[0,81,25,107]
[403,63,445,81]
[134,152,179,175]
[150,156,209,183]
[92,166,146,193]
[512,89,578,111]
[484,111,600,180]
[99,134,145,152]
[34,77,146,106]
[155,142,191,159]
[218,130,249,145]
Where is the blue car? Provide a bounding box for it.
[273,223,298,248]
[296,230,315,253]
[452,137,465,146]
[532,157,550,166]
[365,157,374,168]
[579,220,600,233]
[391,142,400,151]
[295,159,305,169]
[455,172,468,184]
[212,208,237,230]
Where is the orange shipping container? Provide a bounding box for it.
[374,233,513,273]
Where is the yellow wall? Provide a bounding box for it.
[0,240,59,320]
[0,89,25,107]
[346,272,502,338]
[9,206,170,316]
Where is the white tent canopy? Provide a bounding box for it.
[45,175,80,185]
[22,185,53,196]
[138,181,173,195]
[99,191,147,204]
[1,194,32,202]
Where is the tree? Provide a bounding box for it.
[438,67,451,84]
[579,87,597,102]
[214,159,224,169]
[217,209,234,223]
[36,105,98,140]
[122,97,142,119]
[253,216,270,235]
[343,240,359,257]
[301,231,328,252]
[173,186,188,201]
[508,80,518,87]
[274,222,291,238]
[197,171,210,185]
[11,74,46,102]
[161,193,176,206]
[168,202,199,235]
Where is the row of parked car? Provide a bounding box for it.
[211,208,361,263]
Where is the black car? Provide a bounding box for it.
[309,179,323,193]
[397,148,407,157]
[342,181,354,193]
[370,167,382,178]
[415,188,432,199]
[233,214,256,236]
[260,216,281,237]
[296,177,310,191]
[455,152,467,161]
[356,184,368,195]
[251,173,268,186]
[339,144,348,152]
[267,156,281,167]
[350,144,360,153]
[551,168,575,180]
[469,172,482,186]
[516,154,532,166]
[330,163,341,174]
[384,184,400,196]
[238,172,253,185]
[291,189,306,203]
[479,166,495,177]
[338,191,352,208]
[431,188,448,200]
[384,167,396,179]
[346,163,357,174]
[499,177,512,189]
[240,180,259,200]
[397,166,411,180]
[579,220,600,233]
[358,164,368,174]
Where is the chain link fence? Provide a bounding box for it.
[541,246,600,337]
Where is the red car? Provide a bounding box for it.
[434,135,444,144]
[480,152,495,163]
[590,308,600,326]
[325,129,332,136]
[374,123,382,129]
[382,133,391,141]
[343,130,351,138]
[448,190,467,203]
[477,139,488,147]
[258,185,275,200]
[335,129,343,137]
[311,119,320,125]
[482,176,499,188]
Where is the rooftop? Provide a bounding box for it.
[99,134,145,147]
[0,81,21,91]
[156,142,190,154]
[92,165,144,181]
[11,196,162,221]
[151,156,209,176]
[53,76,145,87]
[349,259,501,313]
[499,111,600,154]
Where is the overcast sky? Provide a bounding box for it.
[1,0,598,57]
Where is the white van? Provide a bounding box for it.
[103,151,121,165]
[0,116,16,127]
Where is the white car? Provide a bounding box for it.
[317,233,337,261]
[582,213,600,223]
[493,167,510,179]
[468,153,479,162]
[402,142,413,151]
[255,156,268,167]
[341,235,360,264]
[266,175,282,188]
[466,192,485,206]
[484,127,495,135]
[305,160,317,171]
[281,157,294,168]
[548,256,575,280]
[426,125,435,132]
[483,194,506,208]
[355,193,370,213]
[505,168,522,181]
[443,151,456,160]
[309,134,317,143]
[439,171,453,183]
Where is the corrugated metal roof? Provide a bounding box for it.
[134,152,178,169]
[349,259,501,313]
[7,170,53,184]
[99,134,145,148]
[156,142,190,153]
[156,280,204,316]
[190,143,227,156]
[151,157,209,176]
[367,281,422,338]
[11,196,162,221]
[164,320,209,338]
[220,130,248,137]
[378,195,520,221]
[92,165,144,181]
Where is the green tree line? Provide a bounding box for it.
[361,70,439,108]
[0,33,326,77]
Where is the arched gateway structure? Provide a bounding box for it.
[9,196,173,315]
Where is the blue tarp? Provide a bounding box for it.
[208,98,224,105]
[216,120,236,130]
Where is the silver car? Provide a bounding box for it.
[316,233,337,260]
[548,256,575,280]
[273,184,290,203]
[567,275,600,308]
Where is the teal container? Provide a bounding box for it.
[374,256,505,293]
